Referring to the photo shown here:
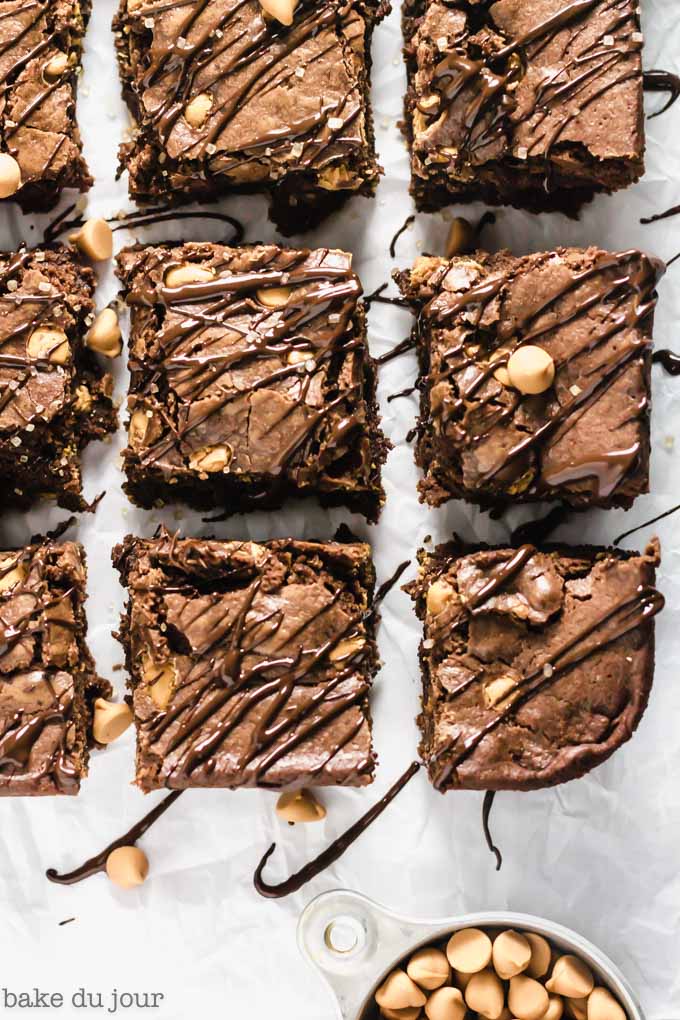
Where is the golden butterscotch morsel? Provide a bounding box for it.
[483,676,519,711]
[105,846,149,889]
[426,577,455,616]
[544,995,565,1020]
[93,698,134,745]
[328,634,365,663]
[0,555,26,592]
[287,348,312,365]
[381,1008,422,1020]
[464,970,504,1020]
[164,262,215,287]
[425,986,466,1020]
[508,975,549,1020]
[506,345,555,396]
[546,957,594,1000]
[446,929,492,974]
[407,947,451,991]
[587,988,626,1020]
[375,971,427,1012]
[0,152,22,198]
[128,408,153,449]
[258,0,297,24]
[43,51,69,81]
[524,933,551,979]
[184,92,213,128]
[86,308,122,358]
[276,789,326,823]
[256,285,292,307]
[493,931,532,980]
[567,999,588,1020]
[73,384,93,413]
[27,327,71,364]
[69,218,113,262]
[142,657,177,710]
[445,217,474,259]
[127,0,144,10]
[188,444,233,474]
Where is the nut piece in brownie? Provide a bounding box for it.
[0,0,93,212]
[112,0,387,234]
[396,247,661,510]
[407,539,662,792]
[0,538,110,796]
[113,531,379,792]
[402,0,645,215]
[117,242,388,521]
[0,246,118,511]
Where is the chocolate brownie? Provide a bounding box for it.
[0,246,117,511]
[113,531,379,792]
[112,0,387,234]
[117,242,388,521]
[0,538,110,796]
[396,247,661,510]
[402,0,645,215]
[407,539,663,792]
[0,0,93,212]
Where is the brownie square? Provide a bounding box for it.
[407,539,662,792]
[112,0,387,234]
[117,242,388,521]
[113,531,379,792]
[0,538,108,796]
[402,0,645,215]
[0,246,118,511]
[0,0,92,212]
[396,247,660,510]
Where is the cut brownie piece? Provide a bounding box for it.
[0,0,93,212]
[407,539,663,792]
[117,242,388,521]
[402,0,645,215]
[113,531,379,792]
[112,0,387,234]
[0,537,109,796]
[396,247,661,510]
[0,246,117,511]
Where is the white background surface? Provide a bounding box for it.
[1,0,679,1017]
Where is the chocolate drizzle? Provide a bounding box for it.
[44,204,246,245]
[253,760,421,898]
[510,506,571,546]
[614,504,680,546]
[374,560,410,606]
[643,69,680,118]
[482,790,502,871]
[46,790,183,885]
[389,215,416,258]
[652,350,680,376]
[641,205,680,226]
[376,336,417,366]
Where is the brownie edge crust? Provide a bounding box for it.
[113,531,379,792]
[407,539,662,792]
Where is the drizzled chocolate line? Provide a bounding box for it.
[44,205,245,245]
[387,385,419,403]
[364,284,411,310]
[614,504,680,546]
[253,761,421,898]
[509,506,571,546]
[376,336,417,366]
[374,560,410,607]
[641,205,680,226]
[643,69,680,118]
[652,350,680,376]
[482,790,502,871]
[389,215,415,259]
[46,791,183,885]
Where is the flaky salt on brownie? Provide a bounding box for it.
[0,538,110,796]
[113,531,379,792]
[396,247,661,511]
[112,0,387,234]
[0,0,92,211]
[401,0,645,215]
[406,539,663,792]
[116,242,388,521]
[0,246,117,511]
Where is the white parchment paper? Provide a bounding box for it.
[1,1,679,1017]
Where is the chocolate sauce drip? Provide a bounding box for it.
[253,761,421,898]
[58,918,76,927]
[510,506,571,546]
[44,206,245,245]
[46,791,183,885]
[387,385,418,403]
[614,504,680,546]
[365,283,411,310]
[374,560,410,607]
[376,336,417,366]
[652,350,680,376]
[482,791,502,871]
[389,216,416,259]
[641,205,680,226]
[643,69,680,119]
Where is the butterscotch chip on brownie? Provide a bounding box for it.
[406,539,663,792]
[396,247,660,510]
[113,531,379,792]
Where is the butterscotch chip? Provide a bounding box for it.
[465,970,504,1020]
[328,634,365,662]
[0,555,26,591]
[426,578,455,616]
[256,285,292,307]
[544,995,565,1020]
[407,947,451,991]
[184,92,213,127]
[446,929,492,974]
[93,699,134,744]
[86,308,122,358]
[493,931,532,980]
[70,218,113,261]
[381,1009,422,1020]
[508,975,549,1020]
[188,445,233,473]
[425,986,466,1020]
[27,327,71,364]
[129,409,152,449]
[106,846,149,889]
[375,970,427,1011]
[524,933,551,979]
[0,153,22,198]
[44,52,69,80]
[546,958,594,1000]
[258,0,297,25]
[506,345,555,395]
[164,263,215,287]
[567,998,588,1020]
[275,789,326,823]
[287,348,311,365]
[587,989,625,1020]
[143,657,177,710]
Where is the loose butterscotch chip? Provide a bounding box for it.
[276,789,326,822]
[188,444,233,473]
[446,929,492,974]
[567,998,588,1020]
[0,153,22,198]
[27,327,71,364]
[164,263,215,287]
[258,0,297,24]
[546,958,594,1000]
[524,933,551,979]
[256,285,292,307]
[86,308,122,358]
[493,931,532,980]
[70,218,113,261]
[425,986,466,1020]
[465,970,504,1020]
[544,995,565,1020]
[508,975,549,1020]
[587,989,625,1020]
[407,947,451,991]
[375,971,427,1011]
[106,846,149,889]
[93,699,134,744]
[185,92,213,127]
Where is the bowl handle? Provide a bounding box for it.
[296,889,444,1020]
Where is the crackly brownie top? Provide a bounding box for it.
[114,0,381,188]
[0,0,89,195]
[409,540,663,791]
[0,540,90,795]
[117,242,380,498]
[407,0,643,172]
[397,247,660,506]
[114,532,377,790]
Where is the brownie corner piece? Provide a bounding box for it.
[116,242,388,521]
[0,245,118,511]
[113,0,387,233]
[0,537,104,796]
[408,538,662,793]
[396,246,659,510]
[0,0,93,213]
[112,531,379,792]
[402,0,644,214]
